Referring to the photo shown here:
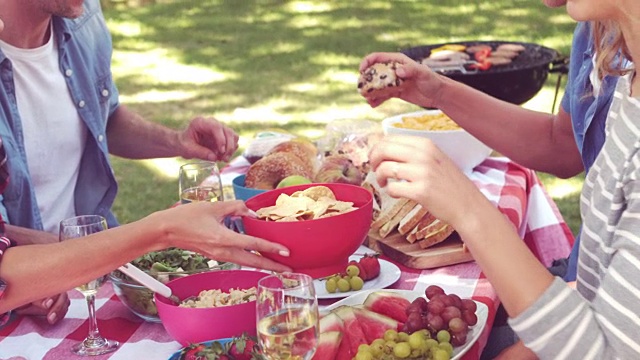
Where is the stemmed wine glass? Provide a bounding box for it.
[178,161,224,204]
[256,273,319,360]
[59,215,119,356]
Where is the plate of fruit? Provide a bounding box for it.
[314,253,401,299]
[169,333,262,360]
[319,286,488,360]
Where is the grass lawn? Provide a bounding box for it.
[103,0,582,236]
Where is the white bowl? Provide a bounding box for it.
[382,110,492,174]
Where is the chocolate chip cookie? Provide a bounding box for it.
[358,62,403,96]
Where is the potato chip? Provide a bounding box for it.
[255,186,358,221]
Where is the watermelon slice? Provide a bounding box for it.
[352,307,401,344]
[319,312,344,333]
[311,331,342,360]
[332,306,368,355]
[363,291,411,323]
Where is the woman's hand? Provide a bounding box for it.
[152,201,292,273]
[359,52,445,108]
[368,135,484,228]
[14,292,70,324]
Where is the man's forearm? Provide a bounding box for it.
[5,224,58,245]
[106,105,182,159]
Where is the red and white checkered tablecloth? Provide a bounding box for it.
[0,157,574,360]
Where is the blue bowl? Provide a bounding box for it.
[232,175,266,201]
[169,338,232,360]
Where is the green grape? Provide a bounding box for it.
[346,264,360,277]
[410,348,424,358]
[438,342,453,356]
[383,340,396,354]
[358,344,371,353]
[398,332,410,342]
[325,278,338,293]
[350,276,364,291]
[370,339,385,357]
[355,351,373,360]
[408,331,426,350]
[432,348,451,360]
[337,278,351,292]
[436,330,451,343]
[393,342,411,359]
[425,338,438,350]
[383,329,399,342]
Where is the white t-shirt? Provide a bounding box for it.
[0,27,88,234]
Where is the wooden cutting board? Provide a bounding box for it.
[367,230,474,269]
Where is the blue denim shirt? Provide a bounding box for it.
[560,22,618,281]
[0,0,120,230]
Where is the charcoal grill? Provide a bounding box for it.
[402,41,568,105]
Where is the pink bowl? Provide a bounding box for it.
[243,183,373,278]
[154,270,268,346]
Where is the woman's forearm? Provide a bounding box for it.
[454,191,555,317]
[434,77,583,178]
[0,219,167,313]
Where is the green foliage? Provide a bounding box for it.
[104,0,581,235]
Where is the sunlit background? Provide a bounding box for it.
[103,0,582,234]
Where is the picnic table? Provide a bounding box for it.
[0,156,573,360]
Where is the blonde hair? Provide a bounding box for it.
[592,20,633,80]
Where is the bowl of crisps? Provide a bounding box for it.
[382,109,492,174]
[155,269,268,346]
[243,183,373,278]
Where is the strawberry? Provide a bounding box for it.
[359,254,380,280]
[348,260,368,280]
[182,344,205,360]
[227,333,258,360]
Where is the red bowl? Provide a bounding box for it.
[154,270,268,346]
[243,183,373,278]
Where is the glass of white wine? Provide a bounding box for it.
[257,273,319,360]
[59,215,118,356]
[179,161,224,204]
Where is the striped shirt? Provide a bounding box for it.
[509,73,640,359]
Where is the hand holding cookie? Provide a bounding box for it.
[358,52,445,109]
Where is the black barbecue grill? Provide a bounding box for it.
[402,41,569,107]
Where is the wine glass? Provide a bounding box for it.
[59,215,119,356]
[178,161,224,204]
[256,273,319,360]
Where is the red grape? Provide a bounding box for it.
[451,331,468,347]
[461,299,477,312]
[449,317,467,333]
[441,306,462,324]
[462,310,478,326]
[405,312,423,334]
[406,303,422,316]
[425,285,445,300]
[412,296,428,312]
[448,294,463,309]
[426,313,445,333]
[427,298,445,315]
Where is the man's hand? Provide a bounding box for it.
[180,116,239,162]
[15,292,70,324]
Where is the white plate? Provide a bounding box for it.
[314,255,401,300]
[325,289,489,360]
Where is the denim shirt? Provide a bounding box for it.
[0,0,120,230]
[560,22,619,281]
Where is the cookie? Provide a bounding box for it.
[358,62,403,96]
